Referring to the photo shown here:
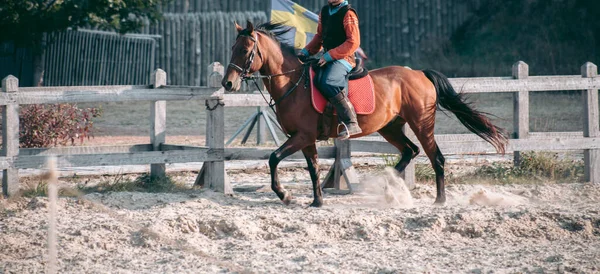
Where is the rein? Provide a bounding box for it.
[243,65,309,115]
[228,32,315,115]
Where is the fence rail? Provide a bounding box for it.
[1,61,599,197]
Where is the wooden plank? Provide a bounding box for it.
[160,144,206,151]
[1,75,19,196]
[582,62,600,184]
[351,137,600,156]
[447,75,600,93]
[196,63,231,194]
[450,76,600,93]
[356,132,585,143]
[223,93,270,107]
[0,86,223,105]
[151,69,168,178]
[513,61,530,166]
[13,149,222,169]
[20,145,153,156]
[225,146,336,161]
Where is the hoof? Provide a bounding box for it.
[308,200,323,208]
[282,192,293,206]
[434,197,446,205]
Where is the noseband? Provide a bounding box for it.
[228,33,261,77]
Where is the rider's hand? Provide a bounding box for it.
[318,56,327,67]
[297,52,308,62]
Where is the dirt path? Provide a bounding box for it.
[1,168,599,273]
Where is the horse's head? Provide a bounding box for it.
[222,21,264,92]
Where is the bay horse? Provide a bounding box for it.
[222,21,507,207]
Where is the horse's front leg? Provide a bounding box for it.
[269,134,312,205]
[302,144,323,207]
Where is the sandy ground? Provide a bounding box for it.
[1,167,599,274]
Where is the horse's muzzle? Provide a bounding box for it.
[222,77,242,92]
[223,80,234,91]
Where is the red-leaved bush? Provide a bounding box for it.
[19,104,102,148]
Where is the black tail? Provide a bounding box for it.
[423,69,508,154]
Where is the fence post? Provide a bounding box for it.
[512,61,529,166]
[150,69,167,179]
[400,125,416,189]
[2,76,19,197]
[322,139,357,194]
[582,62,599,184]
[195,63,232,194]
[256,107,268,145]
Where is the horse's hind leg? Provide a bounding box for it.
[406,117,446,205]
[378,119,420,174]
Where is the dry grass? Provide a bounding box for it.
[12,173,190,198]
[401,151,584,185]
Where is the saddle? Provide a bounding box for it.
[308,58,375,140]
[310,57,369,80]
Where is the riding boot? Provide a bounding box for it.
[329,91,362,140]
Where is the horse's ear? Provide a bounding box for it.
[234,21,243,33]
[246,20,254,33]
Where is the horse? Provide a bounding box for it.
[222,21,507,207]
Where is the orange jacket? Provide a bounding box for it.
[303,9,360,69]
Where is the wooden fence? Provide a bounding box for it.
[44,30,158,86]
[159,0,484,65]
[1,61,599,197]
[217,61,600,188]
[138,12,268,86]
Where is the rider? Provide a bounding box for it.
[297,0,362,139]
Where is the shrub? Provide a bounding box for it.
[19,104,102,148]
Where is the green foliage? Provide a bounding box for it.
[19,104,102,148]
[0,0,173,47]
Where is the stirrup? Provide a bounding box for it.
[336,123,351,140]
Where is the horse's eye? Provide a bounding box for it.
[242,49,249,54]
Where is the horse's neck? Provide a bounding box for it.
[260,50,303,103]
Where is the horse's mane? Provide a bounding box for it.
[239,22,298,57]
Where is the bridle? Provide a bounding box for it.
[227,32,314,117]
[228,33,261,78]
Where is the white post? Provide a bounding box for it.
[512,61,529,166]
[150,69,167,179]
[582,62,599,184]
[2,75,20,196]
[196,63,232,194]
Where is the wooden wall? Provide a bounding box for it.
[160,0,484,65]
